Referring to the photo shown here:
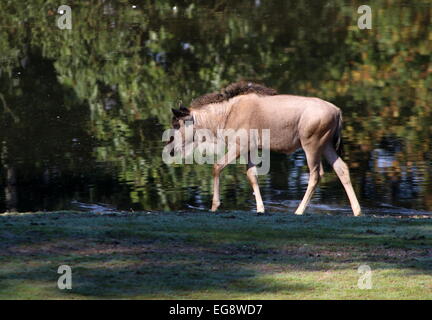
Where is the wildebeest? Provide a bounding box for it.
[171,81,361,216]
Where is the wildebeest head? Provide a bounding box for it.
[170,106,195,155]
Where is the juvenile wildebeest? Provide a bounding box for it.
[171,81,361,216]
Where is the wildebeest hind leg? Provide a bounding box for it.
[294,145,322,215]
[323,144,362,216]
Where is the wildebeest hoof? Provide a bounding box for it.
[211,203,220,212]
[354,210,362,217]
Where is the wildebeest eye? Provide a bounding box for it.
[172,118,180,129]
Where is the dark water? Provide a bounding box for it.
[0,0,431,215]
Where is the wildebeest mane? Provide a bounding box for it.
[190,81,277,108]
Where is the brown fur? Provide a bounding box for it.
[190,81,277,109]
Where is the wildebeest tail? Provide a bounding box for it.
[333,111,344,157]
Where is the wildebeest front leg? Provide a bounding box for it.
[211,149,240,212]
[247,160,265,213]
[211,164,222,211]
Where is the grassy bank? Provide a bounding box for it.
[0,211,431,299]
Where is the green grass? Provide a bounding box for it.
[1,211,431,299]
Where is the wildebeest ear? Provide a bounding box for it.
[172,107,190,118]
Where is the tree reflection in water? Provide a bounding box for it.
[0,0,430,213]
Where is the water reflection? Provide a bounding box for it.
[0,0,431,214]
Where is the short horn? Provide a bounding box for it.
[180,105,189,112]
[172,108,189,118]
